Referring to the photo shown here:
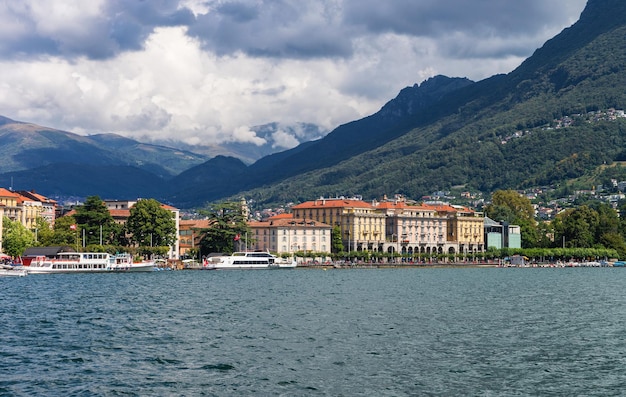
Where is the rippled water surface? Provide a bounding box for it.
[2,268,626,396]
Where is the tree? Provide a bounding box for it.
[485,190,535,223]
[33,217,54,246]
[74,196,120,246]
[2,216,35,257]
[560,205,599,248]
[594,202,620,240]
[198,201,249,254]
[52,215,78,246]
[331,225,344,253]
[599,232,626,258]
[126,199,177,247]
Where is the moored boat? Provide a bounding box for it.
[205,251,296,270]
[26,252,154,274]
[0,268,27,277]
[109,253,155,272]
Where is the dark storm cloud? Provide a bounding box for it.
[340,0,584,59]
[0,0,194,60]
[0,0,583,61]
[185,0,584,60]
[187,0,354,58]
[342,0,573,36]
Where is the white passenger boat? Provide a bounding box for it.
[205,251,297,270]
[26,252,155,274]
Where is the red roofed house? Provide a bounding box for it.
[248,214,332,254]
[0,188,58,253]
[179,219,211,258]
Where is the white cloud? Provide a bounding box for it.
[271,129,300,149]
[232,125,266,146]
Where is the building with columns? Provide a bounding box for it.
[291,197,385,252]
[376,197,453,257]
[424,202,485,254]
[290,195,485,256]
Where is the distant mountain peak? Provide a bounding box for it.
[378,75,473,120]
[580,0,626,28]
[0,116,18,126]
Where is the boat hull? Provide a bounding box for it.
[108,263,155,272]
[0,268,27,277]
[26,265,154,274]
[206,252,297,270]
[26,252,155,274]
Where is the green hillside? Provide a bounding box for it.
[225,0,626,207]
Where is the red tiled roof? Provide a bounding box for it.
[109,209,130,217]
[422,203,458,213]
[267,213,293,220]
[292,199,374,209]
[376,201,408,209]
[0,188,20,198]
[249,218,331,228]
[180,219,211,228]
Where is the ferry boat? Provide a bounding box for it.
[26,252,155,274]
[205,251,297,270]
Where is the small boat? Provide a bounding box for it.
[26,252,154,274]
[205,251,297,270]
[0,268,27,277]
[109,253,155,272]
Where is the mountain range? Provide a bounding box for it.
[2,0,626,209]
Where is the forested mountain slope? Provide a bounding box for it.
[219,0,626,206]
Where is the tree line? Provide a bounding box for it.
[484,189,626,261]
[2,196,177,259]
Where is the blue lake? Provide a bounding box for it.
[2,267,626,396]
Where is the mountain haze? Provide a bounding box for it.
[154,122,328,165]
[0,117,207,177]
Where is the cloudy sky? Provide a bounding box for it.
[0,0,587,149]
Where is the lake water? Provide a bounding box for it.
[2,267,626,396]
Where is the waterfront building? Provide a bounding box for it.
[0,188,57,253]
[484,217,522,250]
[426,203,485,254]
[291,197,385,252]
[248,215,332,254]
[17,193,41,231]
[179,219,211,259]
[0,188,22,223]
[17,190,57,227]
[376,196,452,257]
